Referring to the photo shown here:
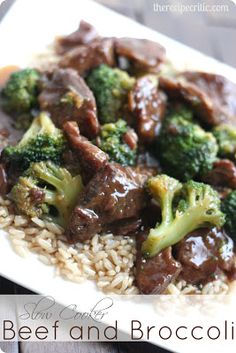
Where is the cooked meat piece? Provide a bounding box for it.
[59,38,115,76]
[175,227,236,285]
[63,121,108,182]
[0,110,22,147]
[202,159,236,189]
[115,38,166,73]
[141,202,161,230]
[66,163,149,243]
[38,68,99,138]
[128,76,166,143]
[159,76,214,124]
[159,72,236,126]
[135,151,160,178]
[61,149,81,176]
[0,164,8,195]
[105,217,143,237]
[182,71,236,126]
[122,129,138,150]
[56,20,99,54]
[136,233,182,294]
[214,186,232,200]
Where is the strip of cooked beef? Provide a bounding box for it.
[59,38,115,76]
[66,163,149,243]
[0,107,23,147]
[56,20,100,54]
[135,150,160,178]
[63,121,108,183]
[105,201,161,237]
[136,232,182,294]
[104,217,143,237]
[202,159,236,189]
[175,227,236,285]
[128,76,167,143]
[38,68,99,139]
[115,38,166,74]
[182,71,236,126]
[122,129,138,151]
[61,149,81,176]
[159,72,236,126]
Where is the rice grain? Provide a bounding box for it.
[0,199,231,295]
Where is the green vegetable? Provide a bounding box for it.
[168,104,194,122]
[1,68,40,125]
[142,175,225,258]
[213,124,236,159]
[157,110,218,181]
[87,64,135,123]
[3,112,66,170]
[11,162,83,227]
[222,190,236,239]
[99,119,137,166]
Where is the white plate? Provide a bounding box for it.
[0,1,236,352]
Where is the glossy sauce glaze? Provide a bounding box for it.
[175,227,236,284]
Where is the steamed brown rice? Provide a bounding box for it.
[0,196,231,295]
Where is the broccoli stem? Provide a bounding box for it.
[142,176,225,258]
[142,206,212,257]
[31,162,83,227]
[33,163,65,190]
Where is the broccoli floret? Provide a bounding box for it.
[3,112,66,170]
[222,191,236,239]
[213,124,236,159]
[98,119,137,166]
[87,64,135,123]
[1,68,40,116]
[142,175,225,257]
[11,162,83,227]
[157,111,218,181]
[168,104,194,122]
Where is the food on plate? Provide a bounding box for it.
[213,124,236,159]
[97,119,137,166]
[222,190,236,239]
[38,68,99,138]
[142,175,225,258]
[159,72,236,126]
[11,161,83,227]
[63,121,108,182]
[2,112,66,171]
[1,68,40,116]
[115,38,166,74]
[59,38,116,76]
[56,20,100,54]
[1,68,41,129]
[202,159,236,189]
[157,106,218,181]
[0,21,236,295]
[128,75,167,143]
[66,163,148,243]
[86,64,135,123]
